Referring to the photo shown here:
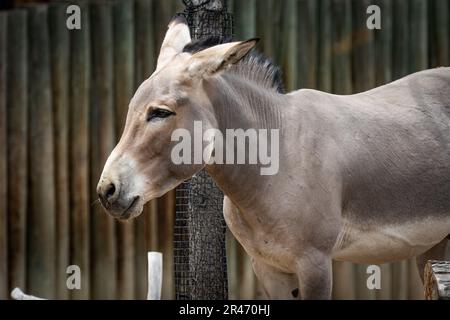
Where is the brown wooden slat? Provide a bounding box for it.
[134,0,156,85]
[430,0,449,67]
[26,4,56,299]
[331,0,353,95]
[297,0,318,89]
[351,0,375,93]
[317,0,333,92]
[280,0,297,92]
[271,0,284,65]
[6,9,28,296]
[90,1,117,300]
[392,0,409,80]
[69,1,91,300]
[153,0,176,59]
[409,0,428,73]
[48,3,70,300]
[146,200,159,252]
[374,0,393,87]
[256,0,275,61]
[133,214,147,300]
[232,0,256,41]
[114,0,136,300]
[0,11,8,301]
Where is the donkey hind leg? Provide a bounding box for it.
[251,258,299,299]
[295,250,333,300]
[416,238,450,283]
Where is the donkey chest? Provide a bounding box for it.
[230,226,297,273]
[223,199,297,272]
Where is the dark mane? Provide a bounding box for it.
[183,37,284,93]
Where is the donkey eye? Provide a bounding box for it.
[147,108,175,122]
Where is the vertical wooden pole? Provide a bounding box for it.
[429,0,449,67]
[232,0,256,40]
[392,0,409,80]
[317,0,333,93]
[331,0,353,95]
[134,0,157,299]
[114,0,135,135]
[297,0,318,89]
[48,3,70,300]
[26,4,56,299]
[6,9,28,297]
[374,0,392,87]
[351,0,375,93]
[331,0,356,300]
[153,0,176,56]
[256,0,275,60]
[134,214,147,300]
[113,0,136,300]
[134,0,156,85]
[69,1,91,300]
[90,1,117,300]
[0,11,8,301]
[281,0,298,92]
[409,0,428,73]
[271,0,284,64]
[146,202,159,252]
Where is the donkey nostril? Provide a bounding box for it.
[105,183,116,200]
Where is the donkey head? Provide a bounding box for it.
[97,17,257,220]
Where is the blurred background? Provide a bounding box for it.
[0,0,449,300]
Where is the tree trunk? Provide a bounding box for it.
[174,0,230,300]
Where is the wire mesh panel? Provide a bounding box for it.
[175,172,228,299]
[174,0,232,300]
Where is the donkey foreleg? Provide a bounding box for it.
[251,258,299,299]
[295,251,333,300]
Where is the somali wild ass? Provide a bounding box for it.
[97,18,450,299]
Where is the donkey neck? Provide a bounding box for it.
[204,74,286,130]
[203,73,288,210]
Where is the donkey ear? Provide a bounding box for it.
[156,16,191,70]
[186,38,259,79]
